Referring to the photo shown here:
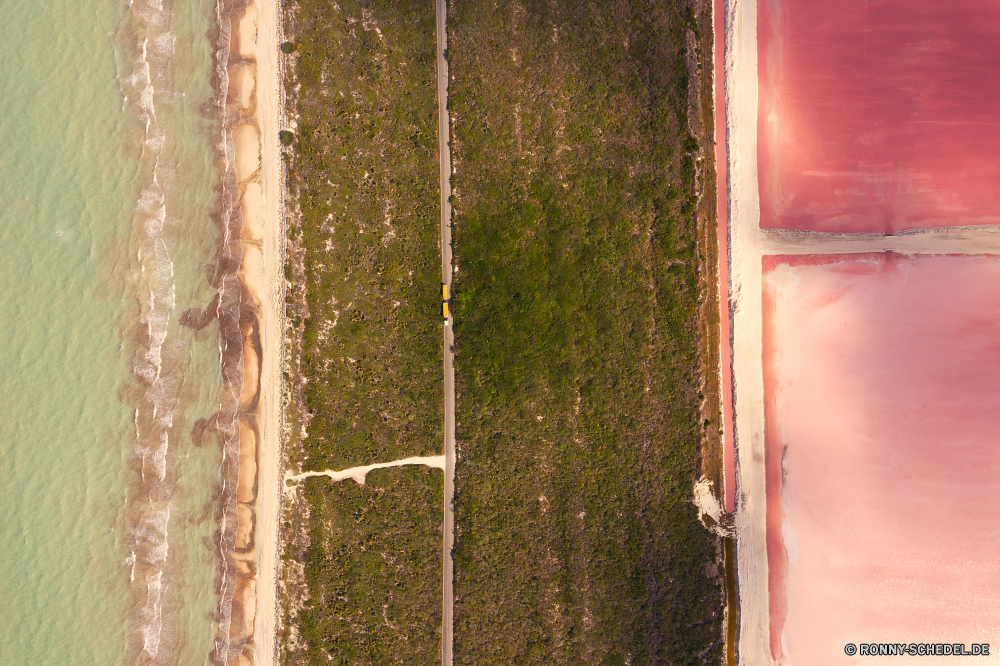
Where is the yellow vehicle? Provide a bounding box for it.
[442,284,449,301]
[442,301,450,323]
[442,284,451,324]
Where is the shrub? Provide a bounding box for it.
[448,0,725,663]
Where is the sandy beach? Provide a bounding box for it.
[226,0,285,664]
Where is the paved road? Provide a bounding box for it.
[435,0,456,664]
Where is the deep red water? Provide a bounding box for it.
[762,254,1000,664]
[758,0,1000,233]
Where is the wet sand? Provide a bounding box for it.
[758,0,1000,233]
[762,254,1000,664]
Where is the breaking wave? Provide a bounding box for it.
[116,0,258,661]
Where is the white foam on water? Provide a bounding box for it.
[132,507,170,659]
[0,0,225,661]
[121,1,186,662]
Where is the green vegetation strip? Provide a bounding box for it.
[287,468,444,665]
[448,1,724,663]
[281,1,445,663]
[286,0,443,473]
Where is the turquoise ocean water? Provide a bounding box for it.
[0,0,229,663]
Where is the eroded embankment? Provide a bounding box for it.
[187,1,273,663]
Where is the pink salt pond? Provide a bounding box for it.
[762,254,1000,664]
[758,0,1000,233]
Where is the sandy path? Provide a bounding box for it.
[285,456,447,486]
[756,225,1000,256]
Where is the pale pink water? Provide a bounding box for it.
[762,254,1000,664]
[758,0,1000,233]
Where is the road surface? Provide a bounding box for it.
[435,0,456,664]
